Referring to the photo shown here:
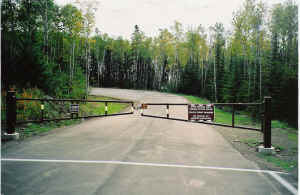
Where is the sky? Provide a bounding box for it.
[55,0,287,39]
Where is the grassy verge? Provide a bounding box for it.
[179,94,298,173]
[258,153,297,172]
[14,95,130,139]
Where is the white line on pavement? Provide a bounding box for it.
[2,158,287,175]
[268,172,298,195]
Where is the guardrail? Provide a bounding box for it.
[5,91,134,134]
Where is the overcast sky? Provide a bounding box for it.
[55,0,287,39]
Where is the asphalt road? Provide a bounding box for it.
[1,88,296,195]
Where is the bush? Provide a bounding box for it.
[16,88,45,121]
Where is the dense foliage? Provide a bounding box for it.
[2,0,298,126]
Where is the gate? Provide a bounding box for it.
[140,97,272,149]
[4,91,134,135]
[4,91,272,149]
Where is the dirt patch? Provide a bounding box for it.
[213,125,298,187]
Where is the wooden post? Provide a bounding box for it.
[105,102,108,115]
[6,91,16,134]
[71,101,74,119]
[188,105,190,120]
[166,104,169,118]
[41,101,44,122]
[76,102,79,118]
[131,103,134,113]
[232,104,235,128]
[264,97,272,148]
[261,113,264,133]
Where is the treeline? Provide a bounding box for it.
[2,0,298,126]
[2,0,97,98]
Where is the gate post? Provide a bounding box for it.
[105,102,108,115]
[232,105,235,128]
[263,96,272,148]
[41,100,44,122]
[166,104,169,118]
[131,103,134,113]
[6,91,16,134]
[257,96,274,154]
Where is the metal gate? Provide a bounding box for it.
[4,91,134,135]
[4,91,272,149]
[140,97,272,149]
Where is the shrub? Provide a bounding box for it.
[16,88,45,121]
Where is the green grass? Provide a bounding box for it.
[272,120,298,141]
[272,120,291,129]
[80,95,129,115]
[288,133,298,141]
[258,153,297,171]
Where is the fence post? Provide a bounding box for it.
[263,96,272,148]
[166,104,169,118]
[131,103,134,113]
[232,105,235,128]
[188,105,190,120]
[105,102,108,115]
[6,91,16,134]
[76,102,79,118]
[70,101,74,119]
[41,101,44,122]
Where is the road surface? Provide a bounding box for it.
[2,88,296,195]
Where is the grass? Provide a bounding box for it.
[272,120,291,129]
[79,95,129,115]
[15,95,130,139]
[258,153,297,171]
[271,120,298,142]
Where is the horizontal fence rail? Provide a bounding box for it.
[141,114,262,132]
[143,103,189,106]
[16,98,133,104]
[144,103,261,106]
[16,112,134,124]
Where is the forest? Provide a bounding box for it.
[1,0,298,127]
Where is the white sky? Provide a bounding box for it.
[55,0,287,39]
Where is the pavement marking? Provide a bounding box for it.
[268,172,298,195]
[2,158,287,175]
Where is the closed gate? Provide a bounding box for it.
[4,91,272,149]
[140,97,272,149]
